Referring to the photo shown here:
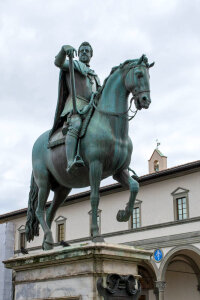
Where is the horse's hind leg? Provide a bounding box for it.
[89,160,104,242]
[46,186,71,231]
[113,169,139,222]
[34,170,52,250]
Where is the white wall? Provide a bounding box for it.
[138,172,200,227]
[10,170,200,251]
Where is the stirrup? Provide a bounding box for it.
[74,154,85,166]
[66,155,85,174]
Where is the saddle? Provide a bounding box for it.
[48,105,94,149]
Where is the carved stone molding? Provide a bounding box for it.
[97,273,141,299]
[155,281,166,292]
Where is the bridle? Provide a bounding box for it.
[124,63,150,98]
[93,63,150,121]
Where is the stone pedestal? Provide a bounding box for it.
[4,243,152,300]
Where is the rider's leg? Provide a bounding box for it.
[65,114,84,173]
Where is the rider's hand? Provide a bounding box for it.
[62,45,77,58]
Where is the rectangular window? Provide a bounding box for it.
[20,232,26,249]
[176,197,188,220]
[132,207,140,229]
[58,223,65,242]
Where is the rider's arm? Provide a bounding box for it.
[54,47,68,69]
[54,45,77,70]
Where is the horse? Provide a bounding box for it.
[25,54,154,250]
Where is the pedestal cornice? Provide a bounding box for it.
[4,242,152,272]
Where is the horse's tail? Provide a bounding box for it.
[25,172,39,242]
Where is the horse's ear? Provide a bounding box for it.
[149,62,155,68]
[137,55,144,65]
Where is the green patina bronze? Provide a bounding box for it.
[25,42,154,250]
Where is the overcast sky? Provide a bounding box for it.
[0,0,200,214]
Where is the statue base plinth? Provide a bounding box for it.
[4,242,152,300]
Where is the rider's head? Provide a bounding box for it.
[78,42,93,65]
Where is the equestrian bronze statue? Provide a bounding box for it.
[25,41,154,250]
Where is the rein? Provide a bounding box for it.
[93,98,138,121]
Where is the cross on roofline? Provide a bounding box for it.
[156,139,160,149]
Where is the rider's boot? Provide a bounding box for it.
[65,114,85,174]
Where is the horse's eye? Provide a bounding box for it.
[137,73,143,78]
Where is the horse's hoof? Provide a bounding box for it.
[43,240,54,251]
[43,231,54,251]
[117,209,130,222]
[92,235,105,243]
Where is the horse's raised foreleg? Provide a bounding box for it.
[46,186,71,230]
[35,172,53,250]
[89,160,104,242]
[113,169,139,222]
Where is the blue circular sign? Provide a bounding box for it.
[153,249,163,262]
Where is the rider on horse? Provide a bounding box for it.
[50,42,101,174]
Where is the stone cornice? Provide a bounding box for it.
[4,243,152,272]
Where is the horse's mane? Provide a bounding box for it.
[95,58,140,102]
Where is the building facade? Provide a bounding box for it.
[0,151,200,300]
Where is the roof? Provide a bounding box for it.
[0,160,200,222]
[148,148,167,161]
[156,148,165,157]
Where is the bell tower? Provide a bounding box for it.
[148,141,167,173]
